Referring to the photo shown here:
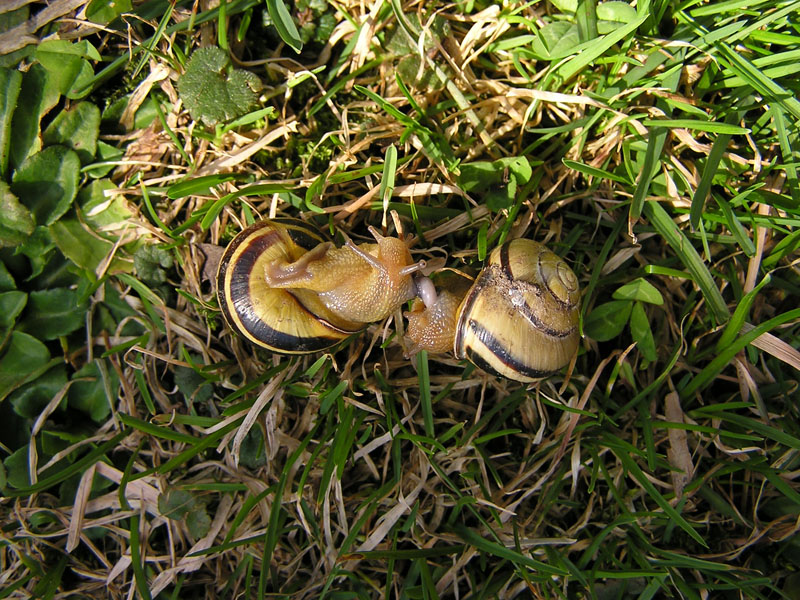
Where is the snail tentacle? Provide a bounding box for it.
[413,275,439,309]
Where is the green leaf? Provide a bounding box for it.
[133,244,174,285]
[458,157,532,193]
[0,67,22,178]
[612,278,664,305]
[158,489,195,520]
[68,360,119,422]
[50,218,115,272]
[550,0,577,12]
[530,22,581,60]
[239,427,268,469]
[86,0,132,24]
[42,102,101,165]
[21,288,88,340]
[85,140,125,179]
[0,331,51,403]
[17,226,56,279]
[79,180,132,229]
[174,365,214,404]
[597,1,638,28]
[35,40,100,98]
[177,47,262,126]
[186,504,212,538]
[3,446,31,489]
[584,300,633,341]
[629,301,657,362]
[9,365,67,419]
[0,290,27,331]
[265,0,303,53]
[0,181,35,247]
[486,179,516,212]
[4,430,129,497]
[0,260,15,291]
[11,145,81,225]
[10,64,60,169]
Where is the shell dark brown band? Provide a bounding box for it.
[511,283,575,338]
[466,319,554,379]
[217,219,353,353]
[227,235,343,351]
[499,242,512,277]
[452,269,488,354]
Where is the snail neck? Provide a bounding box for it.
[404,276,464,354]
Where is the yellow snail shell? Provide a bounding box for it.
[406,239,580,382]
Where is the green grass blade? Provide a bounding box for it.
[563,158,632,184]
[118,413,199,444]
[604,437,707,547]
[643,201,729,323]
[4,431,130,497]
[640,119,747,134]
[715,274,771,351]
[556,14,647,81]
[129,513,152,600]
[260,421,320,598]
[265,0,302,52]
[630,127,668,222]
[682,307,800,398]
[417,350,433,437]
[452,525,569,576]
[380,144,398,210]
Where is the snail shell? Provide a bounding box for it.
[406,239,580,382]
[455,239,580,381]
[217,219,363,353]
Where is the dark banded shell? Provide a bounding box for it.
[453,239,580,382]
[217,219,364,353]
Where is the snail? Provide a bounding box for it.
[404,239,580,382]
[216,219,425,353]
[216,219,580,381]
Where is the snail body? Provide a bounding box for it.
[216,219,423,353]
[217,220,580,381]
[405,239,580,382]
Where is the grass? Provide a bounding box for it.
[1,0,800,598]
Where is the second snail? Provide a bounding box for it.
[216,218,581,382]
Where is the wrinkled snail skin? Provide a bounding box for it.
[217,219,423,353]
[265,232,419,324]
[407,239,580,383]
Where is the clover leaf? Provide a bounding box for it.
[177,47,261,126]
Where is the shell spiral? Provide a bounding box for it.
[216,220,364,353]
[453,239,580,382]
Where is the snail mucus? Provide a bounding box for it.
[216,219,580,382]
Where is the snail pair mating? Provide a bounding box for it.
[216,219,580,382]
